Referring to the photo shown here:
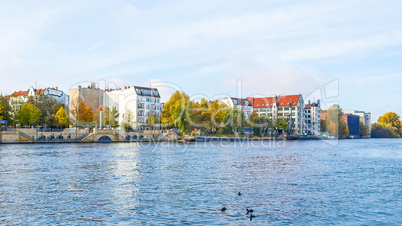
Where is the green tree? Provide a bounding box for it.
[320,120,327,132]
[276,117,288,133]
[220,108,247,134]
[122,109,135,132]
[55,106,69,128]
[33,95,62,128]
[326,104,348,138]
[16,102,42,127]
[359,122,369,137]
[106,106,119,128]
[95,106,119,129]
[171,98,192,134]
[253,116,262,137]
[371,123,400,138]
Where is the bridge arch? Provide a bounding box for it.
[98,135,112,141]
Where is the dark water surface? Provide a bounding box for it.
[1,139,401,225]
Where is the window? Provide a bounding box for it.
[284,107,289,111]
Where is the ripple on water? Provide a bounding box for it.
[0,140,401,224]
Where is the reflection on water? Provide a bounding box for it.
[0,139,401,224]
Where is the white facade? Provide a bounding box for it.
[104,86,162,130]
[304,100,321,135]
[221,97,253,118]
[247,94,305,134]
[43,88,69,107]
[7,86,69,109]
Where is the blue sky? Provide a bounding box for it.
[1,0,402,121]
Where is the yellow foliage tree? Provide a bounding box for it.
[55,106,69,128]
[78,101,94,123]
[327,122,337,136]
[0,101,5,120]
[378,112,401,129]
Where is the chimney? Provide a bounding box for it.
[125,86,127,89]
[55,86,58,90]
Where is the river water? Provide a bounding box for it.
[0,139,401,225]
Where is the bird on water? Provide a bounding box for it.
[221,207,226,212]
[250,214,255,221]
[238,192,241,196]
[246,208,254,214]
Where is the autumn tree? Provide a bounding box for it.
[16,102,42,127]
[378,112,401,129]
[219,108,248,134]
[327,122,337,136]
[95,106,119,129]
[0,100,5,120]
[55,106,69,128]
[32,95,62,128]
[372,112,402,138]
[161,91,186,126]
[326,104,348,138]
[78,101,94,122]
[70,99,95,128]
[122,109,135,131]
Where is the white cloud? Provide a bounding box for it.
[224,63,326,97]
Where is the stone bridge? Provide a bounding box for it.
[82,131,121,142]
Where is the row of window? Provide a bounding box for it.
[138,104,161,110]
[138,97,160,103]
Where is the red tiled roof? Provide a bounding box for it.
[35,89,46,95]
[247,94,301,108]
[12,90,29,97]
[246,97,277,108]
[277,95,300,107]
[4,95,11,99]
[305,104,311,109]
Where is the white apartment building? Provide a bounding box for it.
[6,86,69,112]
[304,100,321,135]
[104,86,162,131]
[247,94,306,134]
[221,97,254,119]
[344,109,371,137]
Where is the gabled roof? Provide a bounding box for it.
[35,88,46,95]
[277,95,300,107]
[12,90,29,97]
[246,97,276,108]
[247,94,301,108]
